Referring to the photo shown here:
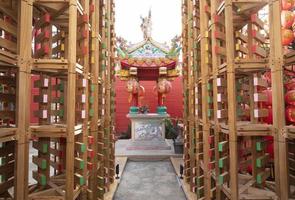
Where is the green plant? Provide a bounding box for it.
[118,124,131,139]
[165,118,178,139]
[139,105,149,113]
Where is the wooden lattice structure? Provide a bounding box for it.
[0,0,116,199]
[182,0,291,199]
[1,0,295,199]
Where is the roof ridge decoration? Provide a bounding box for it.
[116,9,182,59]
[127,38,169,54]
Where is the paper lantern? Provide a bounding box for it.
[157,79,172,94]
[281,10,294,29]
[282,0,294,10]
[282,28,294,46]
[286,106,295,123]
[126,79,139,94]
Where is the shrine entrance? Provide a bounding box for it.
[114,8,182,153]
[1,0,288,199]
[113,5,186,200]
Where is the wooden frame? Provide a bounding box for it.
[0,0,116,199]
[182,0,289,199]
[1,0,291,199]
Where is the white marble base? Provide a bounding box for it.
[115,139,178,157]
[127,113,170,141]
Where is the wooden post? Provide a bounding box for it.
[80,1,90,199]
[182,0,191,182]
[224,0,239,199]
[199,0,212,198]
[109,0,116,184]
[98,0,106,197]
[15,1,32,199]
[88,0,100,199]
[187,0,196,192]
[66,1,77,199]
[269,1,289,199]
[211,0,221,198]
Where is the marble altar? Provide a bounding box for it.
[127,113,169,141]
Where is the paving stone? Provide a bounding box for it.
[114,160,186,200]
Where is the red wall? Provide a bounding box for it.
[115,76,183,135]
[30,76,184,134]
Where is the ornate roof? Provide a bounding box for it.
[128,39,169,58]
[116,10,181,81]
[121,57,177,69]
[116,10,181,68]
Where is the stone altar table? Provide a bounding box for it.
[126,113,171,151]
[127,113,169,141]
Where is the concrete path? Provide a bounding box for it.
[114,160,186,200]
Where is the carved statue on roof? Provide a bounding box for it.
[116,10,182,60]
[140,9,152,40]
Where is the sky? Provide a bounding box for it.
[115,0,182,45]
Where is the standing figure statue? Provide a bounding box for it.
[140,9,152,40]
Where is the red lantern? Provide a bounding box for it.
[126,79,140,105]
[282,0,294,10]
[286,106,295,123]
[285,90,295,106]
[126,79,139,94]
[282,28,294,46]
[157,79,172,94]
[285,79,295,90]
[281,10,294,29]
[155,79,172,106]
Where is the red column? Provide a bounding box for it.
[158,92,163,106]
[132,93,138,107]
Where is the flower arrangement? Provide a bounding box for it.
[139,105,149,113]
